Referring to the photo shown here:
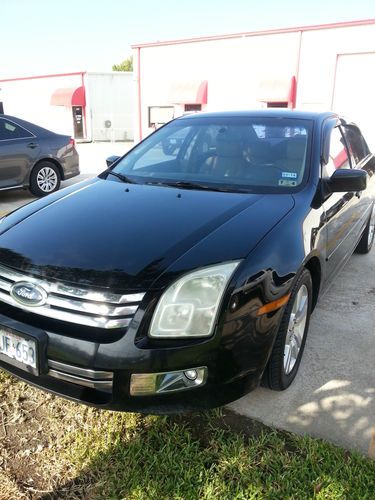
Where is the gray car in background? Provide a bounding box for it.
[0,115,79,197]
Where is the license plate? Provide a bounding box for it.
[0,327,37,369]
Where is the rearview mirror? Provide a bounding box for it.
[106,155,120,168]
[329,169,367,193]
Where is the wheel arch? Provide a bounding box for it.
[29,158,64,184]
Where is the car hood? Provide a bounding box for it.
[0,179,294,290]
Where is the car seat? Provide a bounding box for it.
[201,128,245,178]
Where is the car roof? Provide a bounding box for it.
[177,109,337,123]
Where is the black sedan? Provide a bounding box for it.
[0,115,79,197]
[0,110,374,413]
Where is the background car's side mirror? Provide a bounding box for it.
[106,155,120,168]
[329,169,367,193]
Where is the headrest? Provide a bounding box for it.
[286,137,307,160]
[216,128,243,158]
[248,141,271,160]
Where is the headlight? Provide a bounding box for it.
[149,261,240,338]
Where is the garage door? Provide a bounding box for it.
[333,53,375,152]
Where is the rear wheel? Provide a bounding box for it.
[29,161,61,197]
[355,203,375,254]
[265,269,312,391]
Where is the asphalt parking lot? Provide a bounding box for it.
[1,141,374,457]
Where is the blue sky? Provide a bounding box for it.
[1,0,375,78]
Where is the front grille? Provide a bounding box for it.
[0,263,145,329]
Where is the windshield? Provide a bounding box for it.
[110,116,313,193]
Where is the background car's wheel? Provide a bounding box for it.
[264,268,312,391]
[29,161,61,197]
[355,204,375,254]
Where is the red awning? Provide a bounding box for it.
[257,76,296,107]
[50,86,86,107]
[169,80,208,104]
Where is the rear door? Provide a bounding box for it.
[0,118,40,189]
[322,124,362,280]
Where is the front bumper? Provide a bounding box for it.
[0,304,281,413]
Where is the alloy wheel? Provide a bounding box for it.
[37,166,58,193]
[283,284,309,375]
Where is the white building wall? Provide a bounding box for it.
[134,21,375,148]
[0,74,81,137]
[332,52,375,151]
[135,32,300,140]
[296,24,375,150]
[86,72,134,141]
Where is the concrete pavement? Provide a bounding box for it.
[230,249,375,457]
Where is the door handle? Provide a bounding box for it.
[355,191,362,199]
[27,142,38,149]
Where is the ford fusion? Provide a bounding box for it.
[0,110,374,413]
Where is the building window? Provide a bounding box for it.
[266,102,288,108]
[148,106,174,128]
[184,104,202,112]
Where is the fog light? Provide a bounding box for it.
[130,367,207,396]
[184,369,198,380]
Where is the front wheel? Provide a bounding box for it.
[29,161,61,197]
[264,268,312,391]
[355,203,375,254]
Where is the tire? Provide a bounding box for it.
[29,161,61,197]
[355,203,375,254]
[265,268,312,391]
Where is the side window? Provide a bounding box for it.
[0,119,33,141]
[324,126,350,177]
[341,124,370,166]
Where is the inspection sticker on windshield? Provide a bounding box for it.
[281,172,297,179]
[279,179,297,187]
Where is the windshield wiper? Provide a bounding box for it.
[145,180,233,192]
[106,171,137,184]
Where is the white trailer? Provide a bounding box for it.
[0,71,134,142]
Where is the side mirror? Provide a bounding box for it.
[106,155,120,168]
[329,169,367,193]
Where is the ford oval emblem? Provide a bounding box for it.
[10,282,48,307]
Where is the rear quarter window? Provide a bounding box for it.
[0,119,33,140]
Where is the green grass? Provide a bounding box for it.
[0,371,374,499]
[63,412,375,499]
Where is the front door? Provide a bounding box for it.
[323,125,362,280]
